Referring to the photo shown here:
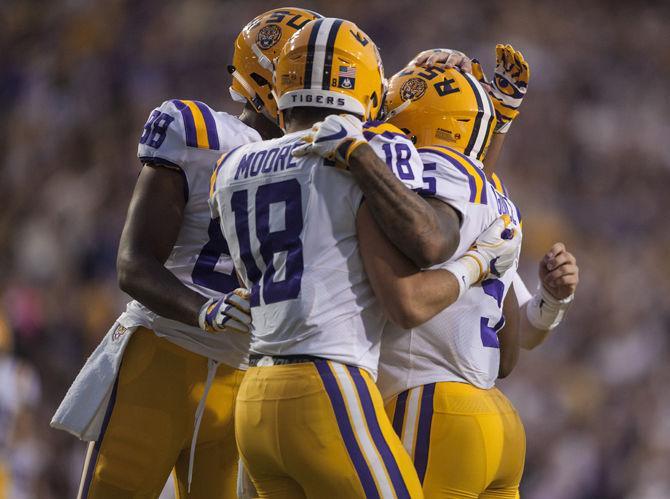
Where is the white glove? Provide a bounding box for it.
[444,215,521,298]
[198,288,252,334]
[292,114,367,166]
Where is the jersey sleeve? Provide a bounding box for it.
[362,121,424,191]
[138,100,196,170]
[418,147,488,219]
[512,272,533,307]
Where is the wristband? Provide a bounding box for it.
[443,252,485,299]
[526,284,574,331]
[198,298,216,331]
[336,138,367,165]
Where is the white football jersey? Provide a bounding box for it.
[210,122,424,377]
[120,99,261,368]
[377,145,522,397]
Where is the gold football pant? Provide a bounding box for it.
[386,382,525,499]
[77,327,246,499]
[235,359,424,498]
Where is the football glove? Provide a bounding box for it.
[292,114,367,167]
[444,215,521,298]
[198,288,252,334]
[472,44,530,133]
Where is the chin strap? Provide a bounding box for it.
[383,100,411,121]
[228,66,264,112]
[250,43,274,72]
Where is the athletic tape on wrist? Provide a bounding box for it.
[526,285,574,331]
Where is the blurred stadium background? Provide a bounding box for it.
[1,0,669,497]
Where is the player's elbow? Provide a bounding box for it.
[384,292,429,329]
[116,251,142,295]
[413,232,459,269]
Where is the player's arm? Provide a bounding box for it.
[517,243,578,349]
[294,114,456,268]
[117,164,250,333]
[117,164,208,326]
[358,203,520,328]
[356,202,459,328]
[348,144,459,267]
[498,286,520,378]
[413,45,530,171]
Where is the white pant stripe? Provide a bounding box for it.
[401,387,422,458]
[331,362,395,498]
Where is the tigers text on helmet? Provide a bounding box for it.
[385,64,495,162]
[229,8,322,122]
[273,18,385,129]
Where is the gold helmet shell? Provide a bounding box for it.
[386,65,495,161]
[229,8,322,121]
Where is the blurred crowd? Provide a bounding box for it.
[1,0,669,497]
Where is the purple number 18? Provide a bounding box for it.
[231,179,304,306]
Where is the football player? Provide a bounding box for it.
[50,8,322,499]
[412,46,579,348]
[210,18,520,498]
[373,63,526,498]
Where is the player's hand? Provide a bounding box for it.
[292,114,367,167]
[471,44,530,133]
[466,215,521,282]
[410,48,473,73]
[539,242,578,300]
[198,288,252,334]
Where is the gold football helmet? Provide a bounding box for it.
[385,64,495,161]
[273,18,385,128]
[229,8,322,121]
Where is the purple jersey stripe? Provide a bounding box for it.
[392,390,409,437]
[346,366,412,499]
[314,361,379,499]
[194,101,220,150]
[171,100,198,148]
[420,148,477,202]
[80,376,119,498]
[441,146,489,205]
[413,383,435,484]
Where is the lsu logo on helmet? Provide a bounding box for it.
[256,24,282,50]
[400,77,428,101]
[386,61,496,161]
[273,18,385,128]
[229,8,323,122]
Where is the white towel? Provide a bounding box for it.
[50,322,135,441]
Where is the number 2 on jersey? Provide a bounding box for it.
[191,219,240,293]
[231,179,304,306]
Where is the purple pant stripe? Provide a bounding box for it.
[346,366,412,499]
[392,389,409,437]
[314,361,379,499]
[171,99,197,148]
[80,375,119,498]
[413,383,435,484]
[194,101,220,150]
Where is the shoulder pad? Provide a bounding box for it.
[365,124,424,191]
[362,120,408,141]
[137,100,260,170]
[489,172,509,197]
